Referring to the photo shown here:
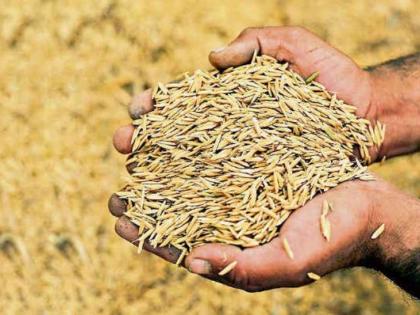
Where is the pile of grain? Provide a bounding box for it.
[118,55,384,260]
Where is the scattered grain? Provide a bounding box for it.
[283,237,294,260]
[320,199,332,241]
[371,223,385,240]
[307,272,321,281]
[218,261,238,276]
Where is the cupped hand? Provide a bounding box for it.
[110,162,387,291]
[109,26,385,291]
[125,26,379,160]
[209,26,374,120]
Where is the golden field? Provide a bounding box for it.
[0,0,419,314]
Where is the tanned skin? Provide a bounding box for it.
[108,27,420,297]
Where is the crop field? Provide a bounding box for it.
[0,0,419,314]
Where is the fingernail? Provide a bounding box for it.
[188,259,212,275]
[128,99,144,119]
[211,46,225,54]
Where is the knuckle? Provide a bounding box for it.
[228,262,254,291]
[286,25,308,38]
[228,262,267,292]
[287,260,310,285]
[239,27,258,37]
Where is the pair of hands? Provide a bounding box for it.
[108,27,414,292]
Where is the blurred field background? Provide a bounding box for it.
[0,0,419,314]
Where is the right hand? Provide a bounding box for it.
[126,26,380,160]
[208,26,375,120]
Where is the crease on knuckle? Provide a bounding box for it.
[228,262,254,291]
[228,262,269,292]
[239,27,258,38]
[287,26,307,39]
[287,260,310,286]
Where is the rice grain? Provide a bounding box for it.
[118,55,384,254]
[218,261,238,276]
[283,237,294,260]
[371,223,385,240]
[307,272,321,281]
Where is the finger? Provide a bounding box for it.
[209,26,333,77]
[113,125,135,154]
[108,193,127,217]
[185,243,254,290]
[128,89,155,119]
[125,157,137,174]
[114,89,155,154]
[209,35,259,70]
[185,243,240,275]
[185,239,298,290]
[115,216,181,264]
[209,26,295,70]
[115,215,139,243]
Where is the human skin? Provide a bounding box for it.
[109,26,420,296]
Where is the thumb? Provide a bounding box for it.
[208,26,295,70]
[184,239,294,291]
[185,243,242,276]
[185,243,258,290]
[209,37,259,70]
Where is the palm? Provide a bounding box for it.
[184,180,376,291]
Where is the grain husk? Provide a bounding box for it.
[307,272,321,281]
[218,261,238,276]
[371,223,385,240]
[118,55,384,257]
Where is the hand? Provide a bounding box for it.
[109,156,414,293]
[109,26,420,294]
[125,26,380,161]
[208,26,374,123]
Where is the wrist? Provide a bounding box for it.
[366,69,420,161]
[363,180,420,295]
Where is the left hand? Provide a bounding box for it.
[109,116,393,292]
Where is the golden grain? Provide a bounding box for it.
[283,237,294,260]
[320,199,332,241]
[218,261,238,276]
[119,55,384,253]
[307,272,321,281]
[371,223,385,240]
[320,215,331,241]
[305,71,319,84]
